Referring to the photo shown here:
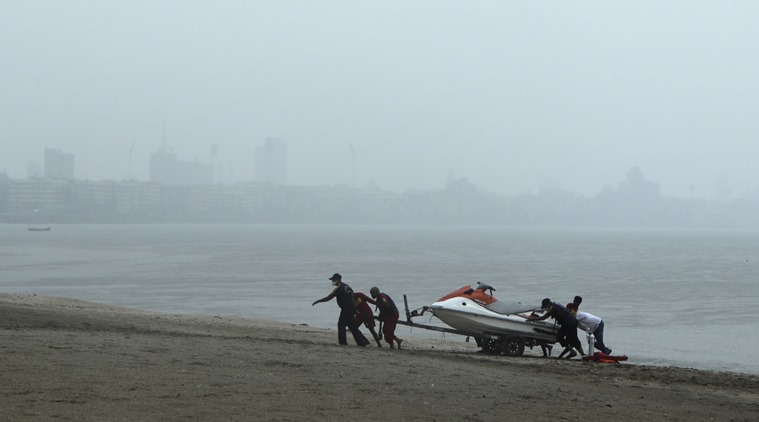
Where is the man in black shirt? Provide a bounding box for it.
[527,298,585,358]
[312,273,370,346]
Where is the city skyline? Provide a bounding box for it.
[3,3,759,199]
[2,164,757,228]
[6,144,758,202]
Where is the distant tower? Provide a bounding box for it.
[210,144,218,183]
[150,149,178,184]
[149,122,212,185]
[149,149,212,185]
[44,148,75,180]
[128,139,135,181]
[27,162,43,178]
[161,120,167,151]
[255,138,287,185]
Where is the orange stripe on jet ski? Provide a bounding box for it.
[437,285,497,305]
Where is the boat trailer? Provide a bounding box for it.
[396,294,556,357]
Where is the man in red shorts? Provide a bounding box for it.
[354,291,382,347]
[367,287,403,349]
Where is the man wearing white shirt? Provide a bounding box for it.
[567,303,612,355]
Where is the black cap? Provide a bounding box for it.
[329,273,342,281]
[541,298,552,308]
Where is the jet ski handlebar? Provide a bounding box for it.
[475,282,496,296]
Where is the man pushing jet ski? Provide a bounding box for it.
[525,298,585,359]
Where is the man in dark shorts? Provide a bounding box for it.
[527,298,585,358]
[312,273,370,346]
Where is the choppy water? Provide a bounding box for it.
[2,224,758,374]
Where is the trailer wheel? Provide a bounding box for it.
[482,338,500,354]
[503,336,525,357]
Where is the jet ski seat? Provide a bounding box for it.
[484,301,541,316]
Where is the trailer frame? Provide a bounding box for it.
[396,294,557,357]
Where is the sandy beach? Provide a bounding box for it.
[1,293,758,421]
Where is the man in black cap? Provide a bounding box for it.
[526,298,585,359]
[312,273,370,347]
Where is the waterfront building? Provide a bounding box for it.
[254,138,287,185]
[44,149,75,180]
[150,150,212,186]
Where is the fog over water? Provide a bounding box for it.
[3,2,759,199]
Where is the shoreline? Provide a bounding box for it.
[2,293,758,421]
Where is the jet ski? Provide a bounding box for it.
[405,283,559,356]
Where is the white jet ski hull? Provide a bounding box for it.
[430,297,558,342]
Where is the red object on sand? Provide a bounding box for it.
[582,352,628,363]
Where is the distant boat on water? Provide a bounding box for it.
[28,227,52,232]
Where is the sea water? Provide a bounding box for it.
[2,224,757,374]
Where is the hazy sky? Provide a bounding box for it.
[2,1,758,199]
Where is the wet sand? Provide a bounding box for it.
[1,293,758,421]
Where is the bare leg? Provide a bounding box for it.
[368,326,382,347]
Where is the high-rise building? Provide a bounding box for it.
[27,162,42,178]
[44,149,75,180]
[254,138,287,185]
[150,150,212,185]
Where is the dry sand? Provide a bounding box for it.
[1,293,758,421]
